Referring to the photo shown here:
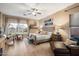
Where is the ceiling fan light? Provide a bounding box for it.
[32,12,36,15]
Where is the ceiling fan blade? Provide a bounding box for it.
[38,12,41,14]
[37,12,41,14]
[24,12,32,16]
[34,14,36,16]
[28,12,32,15]
[31,8,35,11]
[31,8,39,11]
[26,10,32,12]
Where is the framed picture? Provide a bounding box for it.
[44,19,53,26]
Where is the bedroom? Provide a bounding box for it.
[0,3,79,56]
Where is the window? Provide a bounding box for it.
[8,23,18,28]
[6,23,28,35]
[5,19,28,35]
[7,23,18,34]
[17,23,28,32]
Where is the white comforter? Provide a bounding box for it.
[31,32,52,41]
[36,34,51,41]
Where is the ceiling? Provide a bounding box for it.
[0,3,74,20]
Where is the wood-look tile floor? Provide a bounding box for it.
[5,38,53,56]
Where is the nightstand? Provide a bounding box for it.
[55,33,62,41]
[51,33,62,41]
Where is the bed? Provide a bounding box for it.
[29,32,52,44]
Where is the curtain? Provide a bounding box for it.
[17,19,28,33]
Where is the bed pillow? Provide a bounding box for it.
[39,31,48,35]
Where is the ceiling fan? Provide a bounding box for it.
[23,8,42,16]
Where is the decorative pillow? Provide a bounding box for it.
[71,35,79,41]
[64,39,77,45]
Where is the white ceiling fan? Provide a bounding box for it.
[23,7,42,16]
